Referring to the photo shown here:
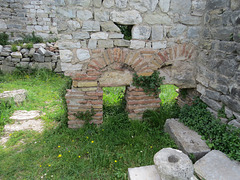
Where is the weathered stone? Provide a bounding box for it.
[0,89,27,104]
[164,119,210,160]
[159,0,170,13]
[58,41,81,50]
[217,59,238,77]
[33,43,46,49]
[11,52,22,59]
[9,110,41,121]
[194,150,240,180]
[201,95,222,111]
[101,21,121,32]
[114,39,130,47]
[171,0,191,13]
[22,58,30,62]
[88,39,97,49]
[187,27,201,39]
[179,15,202,25]
[76,10,93,21]
[228,120,240,128]
[103,0,114,8]
[132,25,151,40]
[205,89,220,101]
[72,32,90,39]
[77,81,98,87]
[144,14,172,25]
[231,0,240,10]
[37,47,46,55]
[57,8,76,18]
[76,49,90,61]
[212,27,234,41]
[116,0,128,8]
[60,50,73,63]
[12,58,21,63]
[207,0,228,10]
[110,10,142,25]
[128,165,160,180]
[82,21,100,31]
[99,70,133,86]
[143,0,158,11]
[0,45,3,53]
[152,41,167,49]
[225,106,233,119]
[94,10,109,22]
[129,1,148,12]
[220,95,240,113]
[109,33,124,39]
[67,20,81,31]
[91,32,108,39]
[37,62,52,70]
[0,19,7,29]
[98,40,114,48]
[61,63,83,72]
[151,25,163,40]
[33,53,45,62]
[130,40,145,49]
[93,0,102,7]
[169,24,187,37]
[67,0,91,7]
[154,148,194,180]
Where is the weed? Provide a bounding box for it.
[0,32,9,45]
[115,24,133,40]
[21,31,43,44]
[11,44,18,52]
[74,107,96,124]
[24,42,33,50]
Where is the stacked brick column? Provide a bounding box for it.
[126,87,161,120]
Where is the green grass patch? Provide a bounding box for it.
[159,84,179,104]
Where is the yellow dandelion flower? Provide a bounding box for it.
[39,165,42,167]
[150,146,153,149]
[72,140,74,142]
[48,164,51,167]
[68,151,70,152]
[102,129,104,131]
[114,160,117,163]
[58,154,62,158]
[9,134,12,136]
[91,141,94,143]
[58,146,61,148]
[86,136,89,139]
[78,156,81,158]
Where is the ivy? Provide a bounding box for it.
[132,71,165,97]
[74,107,96,124]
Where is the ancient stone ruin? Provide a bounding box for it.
[0,0,239,128]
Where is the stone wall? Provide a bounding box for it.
[0,43,61,73]
[196,0,240,127]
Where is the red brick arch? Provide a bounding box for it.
[66,43,196,128]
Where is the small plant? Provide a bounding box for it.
[132,71,165,96]
[0,32,9,45]
[115,24,133,40]
[24,42,33,50]
[74,107,96,124]
[11,44,18,52]
[22,31,43,44]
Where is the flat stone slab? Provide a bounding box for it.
[0,89,27,104]
[4,119,44,133]
[10,110,41,121]
[164,119,210,160]
[128,165,160,180]
[194,150,240,180]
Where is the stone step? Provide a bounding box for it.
[164,119,210,160]
[194,150,240,180]
[9,110,42,121]
[0,89,27,104]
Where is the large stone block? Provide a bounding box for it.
[82,21,100,31]
[11,52,22,59]
[130,40,145,49]
[57,8,76,18]
[58,41,81,50]
[76,10,93,21]
[67,0,91,7]
[72,32,90,39]
[207,0,228,10]
[91,32,108,39]
[159,0,170,12]
[201,95,222,111]
[114,39,130,47]
[115,0,128,8]
[132,25,151,40]
[170,0,191,13]
[179,15,201,25]
[78,81,98,87]
[33,53,45,62]
[164,119,210,160]
[0,19,7,29]
[101,21,121,32]
[144,14,172,25]
[169,24,187,37]
[231,0,240,10]
[98,40,114,48]
[110,10,142,25]
[151,25,163,40]
[220,95,240,113]
[76,49,90,61]
[143,0,158,11]
[128,165,160,180]
[0,89,27,104]
[61,63,83,72]
[152,41,167,49]
[103,0,114,8]
[94,10,109,22]
[93,0,102,7]
[60,50,73,63]
[88,39,97,49]
[194,150,240,180]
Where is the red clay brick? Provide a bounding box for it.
[127,99,161,105]
[140,50,155,54]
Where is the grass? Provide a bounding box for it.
[159,84,178,104]
[0,71,178,179]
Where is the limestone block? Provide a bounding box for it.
[143,0,158,11]
[151,25,163,40]
[67,0,91,7]
[60,50,73,63]
[194,150,240,180]
[101,21,121,32]
[164,119,210,160]
[61,63,83,71]
[78,81,98,87]
[0,19,7,29]
[0,45,3,52]
[233,112,240,122]
[76,49,90,61]
[221,95,240,113]
[159,0,170,13]
[88,39,97,49]
[132,25,151,40]
[0,89,27,104]
[130,40,145,49]
[37,47,46,55]
[98,40,114,48]
[9,110,41,121]
[231,0,240,10]
[19,62,29,67]
[110,10,142,25]
[103,0,114,8]
[55,0,65,5]
[169,24,187,37]
[225,106,233,119]
[67,20,81,31]
[200,95,222,111]
[93,0,102,7]
[187,27,201,39]
[94,10,109,22]
[72,32,90,39]
[33,43,46,49]
[109,33,124,39]
[12,58,20,63]
[37,62,52,70]
[33,53,45,62]
[154,148,194,180]
[91,32,108,39]
[205,89,220,101]
[152,41,167,49]
[129,1,148,12]
[128,165,160,180]
[114,39,130,47]
[144,14,172,25]
[22,58,30,62]
[196,84,206,95]
[57,8,76,18]
[116,0,128,8]
[58,41,81,50]
[228,120,240,128]
[45,50,54,57]
[11,52,22,59]
[82,21,100,31]
[170,0,191,13]
[179,15,201,25]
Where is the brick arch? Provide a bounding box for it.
[66,43,196,128]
